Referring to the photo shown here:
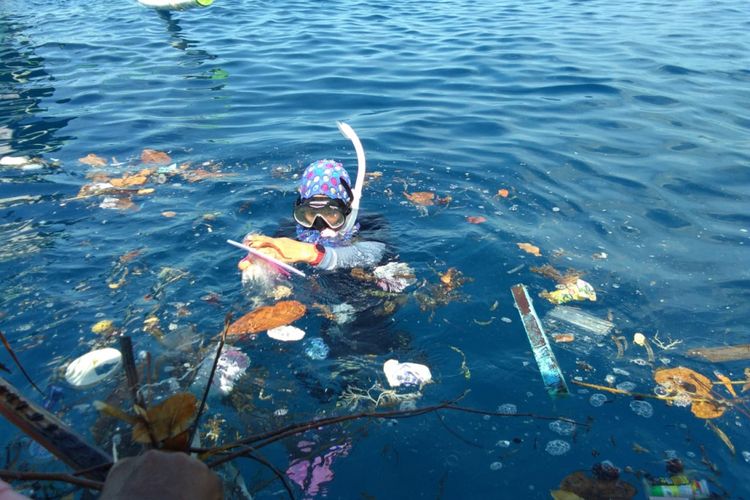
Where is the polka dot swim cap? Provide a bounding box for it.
[299,159,352,202]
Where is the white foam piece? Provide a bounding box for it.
[267,325,305,342]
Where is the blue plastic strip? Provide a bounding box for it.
[511,284,569,397]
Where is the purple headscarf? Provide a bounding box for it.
[295,159,359,246]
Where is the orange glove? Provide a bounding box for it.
[245,235,319,264]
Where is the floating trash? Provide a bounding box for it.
[65,348,122,389]
[545,439,571,456]
[615,381,637,392]
[589,393,607,407]
[629,400,654,418]
[331,303,356,324]
[383,359,432,388]
[541,279,596,305]
[497,403,517,414]
[742,451,750,463]
[489,461,503,471]
[91,320,115,335]
[193,346,250,396]
[549,420,576,436]
[273,408,289,417]
[496,440,511,448]
[304,338,329,360]
[267,325,305,342]
[544,306,613,336]
[372,262,416,292]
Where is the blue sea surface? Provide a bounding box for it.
[1,0,749,497]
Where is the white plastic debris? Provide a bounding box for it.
[373,262,417,292]
[331,303,355,324]
[0,156,29,167]
[192,346,250,396]
[267,325,305,342]
[65,348,122,389]
[545,306,614,335]
[383,359,432,387]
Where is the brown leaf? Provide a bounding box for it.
[228,300,307,336]
[654,367,713,398]
[141,149,172,164]
[132,393,197,444]
[79,153,107,167]
[691,400,726,419]
[182,169,232,183]
[466,216,487,224]
[94,400,138,425]
[517,242,541,257]
[162,211,177,218]
[714,371,737,398]
[403,191,435,206]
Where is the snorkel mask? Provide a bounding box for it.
[294,123,367,245]
[294,178,354,231]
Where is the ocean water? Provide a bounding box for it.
[1,0,749,498]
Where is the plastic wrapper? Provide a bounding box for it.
[545,306,614,336]
[193,347,250,396]
[542,279,596,304]
[383,359,432,387]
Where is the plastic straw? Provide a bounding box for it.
[227,239,306,278]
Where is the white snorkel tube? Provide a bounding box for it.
[336,121,366,234]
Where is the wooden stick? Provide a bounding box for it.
[0,469,103,491]
[0,330,44,397]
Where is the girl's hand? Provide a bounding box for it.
[246,235,318,264]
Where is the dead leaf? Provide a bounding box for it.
[439,268,466,291]
[93,401,138,425]
[497,188,509,198]
[403,191,435,206]
[79,153,107,167]
[655,366,726,419]
[162,211,177,218]
[132,393,196,444]
[714,371,738,398]
[141,149,172,164]
[466,216,487,224]
[228,300,306,336]
[553,334,575,343]
[517,242,541,257]
[691,400,726,419]
[182,169,232,183]
[707,420,735,454]
[654,367,713,398]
